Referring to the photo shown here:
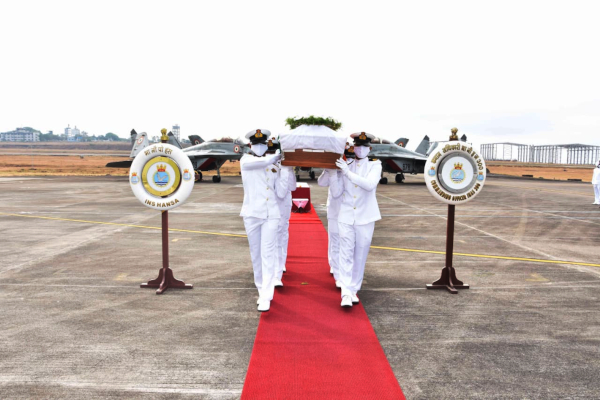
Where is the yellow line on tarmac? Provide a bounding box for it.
[370,246,600,268]
[3,212,599,268]
[0,212,247,238]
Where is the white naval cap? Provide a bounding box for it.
[266,137,280,153]
[245,129,271,144]
[350,132,376,145]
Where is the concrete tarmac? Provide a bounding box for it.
[0,174,599,399]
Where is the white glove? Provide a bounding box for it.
[335,158,349,175]
[269,152,282,164]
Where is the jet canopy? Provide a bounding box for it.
[370,138,393,144]
[208,137,235,143]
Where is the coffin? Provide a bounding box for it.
[279,124,345,169]
[281,149,341,169]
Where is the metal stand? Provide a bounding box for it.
[141,210,193,294]
[426,204,469,294]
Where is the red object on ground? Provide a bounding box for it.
[241,209,405,399]
[291,185,311,211]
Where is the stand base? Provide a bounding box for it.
[426,266,469,294]
[141,267,193,294]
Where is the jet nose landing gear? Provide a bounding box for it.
[212,175,221,183]
[379,177,388,184]
[395,173,405,183]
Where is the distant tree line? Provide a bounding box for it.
[32,129,126,142]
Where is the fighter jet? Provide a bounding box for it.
[106,129,249,183]
[369,134,468,184]
[181,136,249,182]
[104,129,151,169]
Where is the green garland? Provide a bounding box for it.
[285,116,342,131]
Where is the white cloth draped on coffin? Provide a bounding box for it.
[279,125,346,154]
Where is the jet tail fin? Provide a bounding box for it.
[130,129,137,148]
[395,137,410,147]
[189,135,204,145]
[415,135,430,155]
[168,131,182,149]
[130,132,149,157]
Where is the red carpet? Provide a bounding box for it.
[241,209,406,400]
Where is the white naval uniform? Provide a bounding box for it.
[330,158,382,297]
[593,167,600,204]
[240,153,281,302]
[318,169,344,281]
[274,163,297,279]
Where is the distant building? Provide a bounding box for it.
[65,124,84,141]
[1,127,40,142]
[172,124,180,141]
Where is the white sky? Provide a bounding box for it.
[1,0,599,152]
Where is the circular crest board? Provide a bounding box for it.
[129,143,194,211]
[424,141,486,205]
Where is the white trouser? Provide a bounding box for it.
[243,217,280,301]
[594,184,600,204]
[277,215,291,279]
[338,221,375,297]
[328,218,340,281]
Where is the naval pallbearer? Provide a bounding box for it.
[265,138,297,284]
[328,132,381,307]
[318,143,355,286]
[240,129,282,312]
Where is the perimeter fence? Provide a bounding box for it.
[480,143,600,165]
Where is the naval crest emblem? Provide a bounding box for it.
[450,162,465,184]
[428,166,436,177]
[183,169,191,181]
[131,172,139,184]
[154,164,170,186]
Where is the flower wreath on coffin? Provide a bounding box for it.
[279,116,346,169]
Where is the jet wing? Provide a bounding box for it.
[373,148,428,161]
[105,160,133,168]
[184,149,242,160]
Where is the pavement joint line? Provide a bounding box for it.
[2,283,600,291]
[369,246,600,267]
[381,214,600,219]
[377,194,563,262]
[0,381,243,395]
[3,212,599,268]
[482,199,600,226]
[487,182,593,197]
[0,212,248,238]
[0,283,256,289]
[364,284,600,291]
